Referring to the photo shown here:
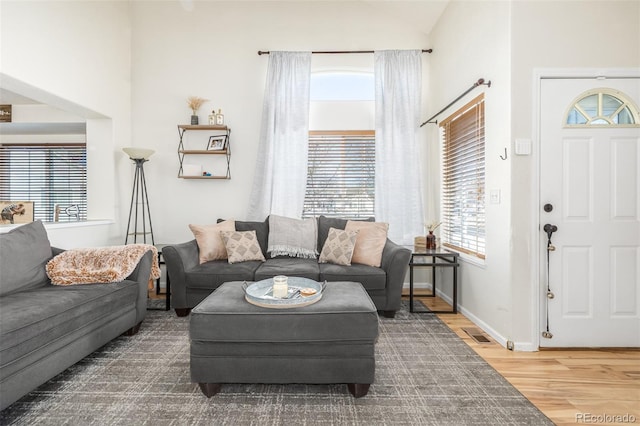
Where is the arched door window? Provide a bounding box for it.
[565,88,639,127]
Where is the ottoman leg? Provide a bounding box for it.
[198,383,222,398]
[347,383,370,398]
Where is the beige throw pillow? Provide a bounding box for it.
[189,220,235,264]
[318,227,358,266]
[220,230,266,264]
[345,220,389,267]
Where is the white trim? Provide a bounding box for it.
[532,67,640,351]
[434,289,538,352]
[0,219,113,234]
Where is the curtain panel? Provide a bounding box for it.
[247,51,312,220]
[374,50,425,245]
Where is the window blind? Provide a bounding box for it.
[0,144,87,222]
[440,94,485,259]
[303,131,375,219]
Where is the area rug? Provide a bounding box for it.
[0,302,553,425]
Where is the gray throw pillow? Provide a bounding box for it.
[0,220,52,296]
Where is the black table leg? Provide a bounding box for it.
[409,259,414,313]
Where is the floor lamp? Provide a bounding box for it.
[123,147,155,245]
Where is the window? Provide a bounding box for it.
[440,94,485,259]
[0,144,87,222]
[565,88,639,126]
[310,72,375,101]
[302,131,375,219]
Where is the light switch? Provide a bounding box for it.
[515,139,532,155]
[490,189,501,204]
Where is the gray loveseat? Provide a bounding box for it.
[0,221,152,410]
[164,216,411,318]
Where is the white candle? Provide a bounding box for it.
[272,275,288,298]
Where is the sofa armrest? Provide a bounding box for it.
[380,239,411,312]
[126,250,153,324]
[51,247,65,256]
[163,240,199,310]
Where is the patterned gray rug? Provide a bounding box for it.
[1,302,553,425]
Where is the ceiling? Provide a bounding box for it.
[360,0,450,36]
[1,0,450,107]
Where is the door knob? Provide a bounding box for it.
[543,224,558,241]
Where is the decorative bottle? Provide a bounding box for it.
[426,231,436,250]
[208,110,216,125]
[215,109,224,125]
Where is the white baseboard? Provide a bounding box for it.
[404,281,538,352]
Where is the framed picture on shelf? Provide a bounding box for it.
[0,201,34,224]
[207,135,227,151]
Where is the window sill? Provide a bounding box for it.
[448,248,486,268]
[0,220,113,234]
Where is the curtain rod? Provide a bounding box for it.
[258,49,433,55]
[420,78,491,127]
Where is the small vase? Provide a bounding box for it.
[191,115,199,125]
[426,231,436,250]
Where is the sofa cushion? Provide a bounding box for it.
[319,263,387,291]
[0,280,138,373]
[345,220,389,267]
[267,215,318,259]
[185,260,261,290]
[189,220,235,263]
[0,220,52,297]
[318,227,358,266]
[221,230,266,264]
[317,215,373,254]
[231,218,269,258]
[254,258,320,281]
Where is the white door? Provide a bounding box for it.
[540,77,640,348]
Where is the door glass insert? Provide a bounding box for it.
[565,88,639,127]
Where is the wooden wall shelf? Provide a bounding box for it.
[177,125,231,179]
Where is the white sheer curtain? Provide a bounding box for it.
[374,50,424,245]
[247,51,312,220]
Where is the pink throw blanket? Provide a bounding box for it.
[46,244,161,286]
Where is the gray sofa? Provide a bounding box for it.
[164,216,411,318]
[0,221,152,410]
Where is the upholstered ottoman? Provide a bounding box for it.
[189,281,379,398]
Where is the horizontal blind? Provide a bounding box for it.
[0,144,87,222]
[440,94,485,259]
[303,131,375,219]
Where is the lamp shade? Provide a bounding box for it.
[123,147,155,160]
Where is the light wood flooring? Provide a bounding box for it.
[412,291,640,426]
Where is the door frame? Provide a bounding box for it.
[532,68,640,350]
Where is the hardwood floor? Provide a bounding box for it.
[413,292,640,426]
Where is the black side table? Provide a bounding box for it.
[408,247,459,314]
[152,244,171,311]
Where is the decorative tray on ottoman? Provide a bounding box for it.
[244,277,324,309]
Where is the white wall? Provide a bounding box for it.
[0,0,132,246]
[426,1,513,345]
[428,0,640,350]
[509,0,640,348]
[130,1,431,244]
